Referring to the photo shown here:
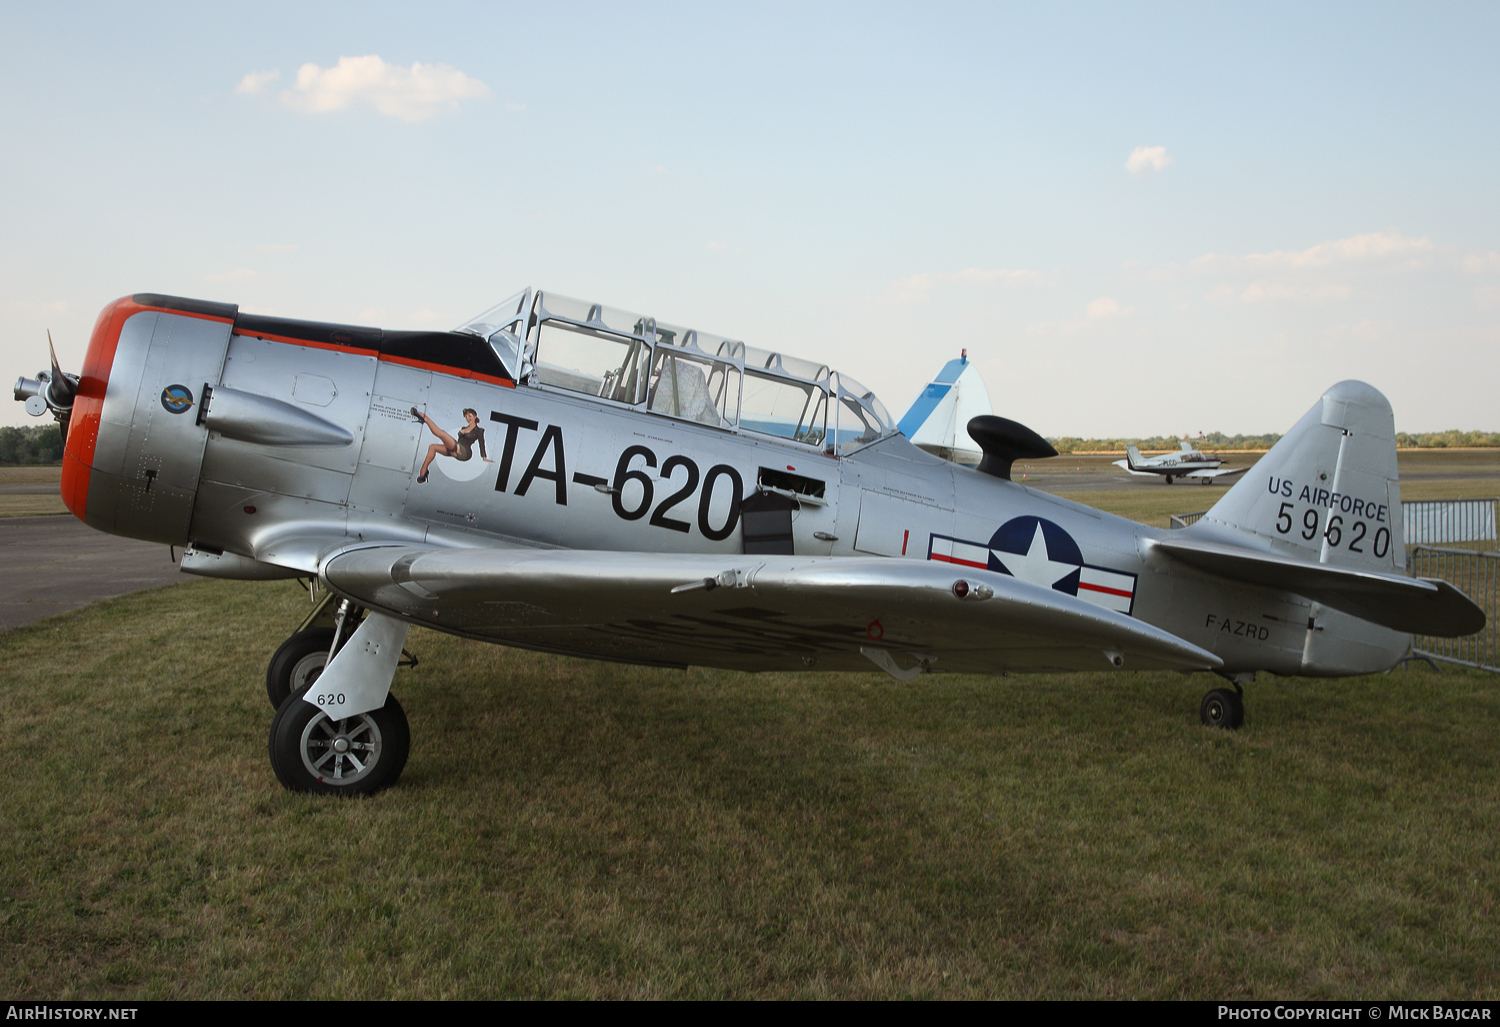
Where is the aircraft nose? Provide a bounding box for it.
[59,297,136,521]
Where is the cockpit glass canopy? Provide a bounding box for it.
[457,289,895,453]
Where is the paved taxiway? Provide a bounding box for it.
[0,515,187,632]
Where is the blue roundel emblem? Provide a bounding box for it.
[160,384,194,414]
[986,516,1083,595]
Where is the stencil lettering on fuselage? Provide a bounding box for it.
[928,516,1138,615]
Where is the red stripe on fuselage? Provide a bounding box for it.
[928,552,988,569]
[62,297,236,522]
[1078,582,1133,598]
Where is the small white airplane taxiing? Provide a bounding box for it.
[1114,441,1250,484]
[13,288,1486,795]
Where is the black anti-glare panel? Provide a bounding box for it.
[133,294,239,321]
[231,313,512,382]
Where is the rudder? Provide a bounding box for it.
[1192,381,1404,574]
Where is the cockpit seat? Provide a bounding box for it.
[649,358,721,427]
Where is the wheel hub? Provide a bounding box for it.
[299,712,382,784]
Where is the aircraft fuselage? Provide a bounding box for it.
[54,295,1410,681]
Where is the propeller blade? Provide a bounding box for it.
[45,330,76,445]
[46,331,77,407]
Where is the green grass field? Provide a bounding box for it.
[2,578,1498,999]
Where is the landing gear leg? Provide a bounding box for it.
[264,597,362,708]
[265,628,337,708]
[266,608,415,795]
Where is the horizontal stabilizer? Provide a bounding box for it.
[1150,536,1485,637]
[322,547,1224,674]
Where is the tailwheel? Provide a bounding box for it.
[1199,687,1245,730]
[268,691,410,795]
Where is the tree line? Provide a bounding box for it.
[1050,430,1500,454]
[0,425,65,464]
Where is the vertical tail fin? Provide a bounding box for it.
[1193,381,1404,573]
[1125,444,1145,470]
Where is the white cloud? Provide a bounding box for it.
[1087,297,1125,317]
[1329,319,1388,340]
[3,299,67,316]
[1209,281,1352,304]
[275,56,491,122]
[880,267,1042,304]
[1463,250,1500,274]
[204,268,260,283]
[1193,231,1435,272]
[1125,145,1171,177]
[357,308,443,326]
[236,69,280,95]
[1245,231,1432,270]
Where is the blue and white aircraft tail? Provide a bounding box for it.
[896,350,993,465]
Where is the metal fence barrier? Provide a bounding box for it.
[1407,545,1499,672]
[1169,511,1206,529]
[1403,498,1497,547]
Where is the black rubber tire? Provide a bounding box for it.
[1199,687,1245,730]
[265,628,337,709]
[1165,475,1174,484]
[268,691,411,795]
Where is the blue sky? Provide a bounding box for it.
[3,2,1497,436]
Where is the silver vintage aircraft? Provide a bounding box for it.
[1113,441,1249,484]
[13,289,1486,795]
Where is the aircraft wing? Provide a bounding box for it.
[319,547,1223,675]
[1149,536,1485,637]
[1182,466,1249,480]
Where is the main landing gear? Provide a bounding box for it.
[265,593,416,795]
[1199,675,1249,730]
[269,690,411,795]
